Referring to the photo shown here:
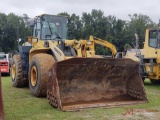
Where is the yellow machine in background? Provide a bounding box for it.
[122,28,160,84]
[141,28,160,83]
[10,14,147,111]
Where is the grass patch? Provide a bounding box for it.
[1,77,160,120]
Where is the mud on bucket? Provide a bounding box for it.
[47,58,148,111]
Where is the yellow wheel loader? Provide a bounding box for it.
[11,14,147,111]
[122,28,160,84]
[127,28,160,84]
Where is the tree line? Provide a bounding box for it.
[0,9,159,55]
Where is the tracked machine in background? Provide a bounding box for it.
[11,14,148,111]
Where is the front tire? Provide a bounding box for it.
[29,53,55,97]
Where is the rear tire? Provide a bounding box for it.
[11,54,28,87]
[29,53,55,97]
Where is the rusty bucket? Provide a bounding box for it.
[47,58,148,111]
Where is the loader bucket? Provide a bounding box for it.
[0,71,4,119]
[47,58,148,111]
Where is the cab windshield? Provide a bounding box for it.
[149,29,160,48]
[41,15,67,40]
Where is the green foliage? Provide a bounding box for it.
[81,9,109,39]
[126,13,155,48]
[59,10,158,54]
[95,44,110,55]
[124,43,132,50]
[0,12,31,53]
[0,10,158,54]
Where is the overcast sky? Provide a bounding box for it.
[0,0,159,23]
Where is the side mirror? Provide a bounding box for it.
[28,36,38,45]
[29,19,35,27]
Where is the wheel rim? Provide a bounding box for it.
[11,64,16,80]
[31,66,37,86]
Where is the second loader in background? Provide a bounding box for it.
[122,28,160,84]
[10,14,148,111]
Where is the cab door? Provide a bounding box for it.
[144,29,158,59]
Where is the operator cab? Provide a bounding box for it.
[29,14,75,56]
[30,14,68,41]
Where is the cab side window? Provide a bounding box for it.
[33,17,41,39]
[149,30,157,48]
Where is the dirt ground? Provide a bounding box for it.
[111,108,160,120]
